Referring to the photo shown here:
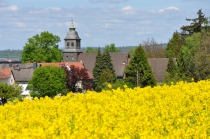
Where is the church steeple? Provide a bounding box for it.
[69,20,75,30]
[63,20,83,62]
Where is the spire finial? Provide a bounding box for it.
[70,19,75,29]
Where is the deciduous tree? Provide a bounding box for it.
[85,47,98,53]
[104,43,120,53]
[22,31,62,63]
[0,83,22,105]
[62,65,91,92]
[29,66,66,98]
[142,38,165,58]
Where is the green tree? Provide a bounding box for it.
[127,46,136,59]
[165,31,183,58]
[93,48,116,92]
[22,31,62,63]
[104,43,120,53]
[0,83,22,105]
[101,52,116,81]
[179,33,201,81]
[125,45,156,87]
[85,47,98,53]
[29,66,66,98]
[192,32,210,80]
[93,48,103,91]
[181,9,208,37]
[164,58,179,84]
[100,68,116,85]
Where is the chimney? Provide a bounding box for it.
[33,62,37,69]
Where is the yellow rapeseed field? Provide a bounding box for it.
[1,80,210,139]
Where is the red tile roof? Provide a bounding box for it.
[0,69,12,79]
[38,62,93,79]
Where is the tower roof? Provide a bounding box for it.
[70,20,75,29]
[65,20,80,40]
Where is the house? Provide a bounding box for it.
[0,69,15,85]
[11,63,37,84]
[39,62,94,91]
[38,62,93,79]
[62,21,130,80]
[148,58,169,83]
[62,21,169,82]
[0,62,38,84]
[77,53,130,79]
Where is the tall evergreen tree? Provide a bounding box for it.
[125,45,156,87]
[165,31,183,83]
[165,31,183,58]
[93,48,103,91]
[181,9,207,37]
[93,49,116,92]
[101,51,116,81]
[165,58,179,84]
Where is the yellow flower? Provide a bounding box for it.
[123,84,128,89]
[108,83,112,89]
[1,80,210,138]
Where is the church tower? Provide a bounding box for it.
[63,21,83,62]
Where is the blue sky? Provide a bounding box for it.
[0,0,209,50]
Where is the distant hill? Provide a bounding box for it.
[0,50,22,61]
[0,43,167,60]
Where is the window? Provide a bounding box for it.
[67,42,69,46]
[71,42,74,46]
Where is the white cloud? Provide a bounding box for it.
[90,0,128,3]
[85,33,90,38]
[0,5,18,11]
[121,6,135,15]
[28,7,60,14]
[122,6,132,11]
[0,3,202,50]
[49,7,61,11]
[104,23,111,28]
[158,6,179,13]
[16,22,26,28]
[8,5,18,11]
